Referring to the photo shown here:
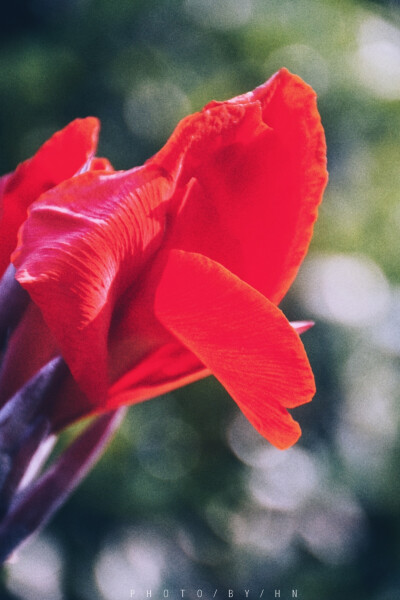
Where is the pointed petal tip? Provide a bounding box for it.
[290,320,315,335]
[274,424,302,451]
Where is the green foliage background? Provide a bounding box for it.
[1,1,400,599]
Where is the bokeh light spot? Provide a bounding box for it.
[6,535,63,600]
[353,15,400,99]
[297,254,390,326]
[95,530,166,600]
[247,446,319,512]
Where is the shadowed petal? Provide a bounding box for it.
[154,250,315,449]
[12,165,178,402]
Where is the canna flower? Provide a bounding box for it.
[0,68,327,454]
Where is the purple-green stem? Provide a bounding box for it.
[0,405,126,563]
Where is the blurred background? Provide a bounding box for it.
[1,0,400,598]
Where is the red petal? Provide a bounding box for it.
[12,164,178,403]
[46,338,208,431]
[43,289,209,428]
[106,342,209,410]
[152,68,327,304]
[0,173,12,197]
[0,118,100,277]
[154,250,315,449]
[87,156,114,173]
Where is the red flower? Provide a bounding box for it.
[0,69,327,450]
